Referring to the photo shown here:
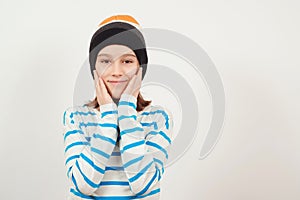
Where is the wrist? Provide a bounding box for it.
[119,93,137,104]
[99,102,118,116]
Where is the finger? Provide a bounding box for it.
[95,70,105,98]
[133,68,142,87]
[123,75,137,94]
[134,68,142,91]
[94,70,99,89]
[98,76,107,95]
[128,75,137,89]
[138,67,142,80]
[99,68,106,77]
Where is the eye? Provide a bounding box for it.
[123,59,134,64]
[99,59,111,64]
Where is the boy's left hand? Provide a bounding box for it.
[122,67,142,99]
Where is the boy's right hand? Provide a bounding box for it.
[93,70,114,106]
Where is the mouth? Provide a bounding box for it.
[108,80,127,85]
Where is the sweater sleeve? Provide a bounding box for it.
[117,94,174,196]
[62,103,118,195]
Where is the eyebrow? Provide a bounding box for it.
[97,53,136,58]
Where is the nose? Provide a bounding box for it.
[110,59,123,77]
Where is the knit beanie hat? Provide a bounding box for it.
[89,15,148,80]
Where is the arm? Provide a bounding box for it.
[117,94,174,195]
[62,103,118,195]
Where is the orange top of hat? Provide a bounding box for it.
[98,15,141,29]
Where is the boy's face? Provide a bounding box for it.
[95,44,140,99]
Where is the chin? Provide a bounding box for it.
[111,93,122,99]
[109,87,126,100]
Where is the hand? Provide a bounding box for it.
[122,67,142,99]
[93,70,114,105]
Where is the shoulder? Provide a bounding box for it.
[63,105,93,113]
[62,105,94,123]
[149,104,174,129]
[150,104,173,120]
[63,105,88,116]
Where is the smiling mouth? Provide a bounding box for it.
[109,81,127,83]
[108,80,127,85]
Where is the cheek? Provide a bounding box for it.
[95,62,112,75]
[102,80,111,91]
[100,76,108,84]
[95,67,106,76]
[95,67,109,79]
[125,67,139,78]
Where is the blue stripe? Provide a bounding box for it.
[146,141,168,159]
[145,130,171,144]
[122,140,145,152]
[140,109,166,116]
[99,123,118,128]
[136,168,159,196]
[99,181,129,186]
[123,155,144,168]
[80,153,105,174]
[67,166,72,178]
[65,155,79,165]
[137,188,160,199]
[159,111,170,129]
[79,122,118,130]
[140,122,158,130]
[91,147,110,159]
[75,160,99,188]
[72,110,97,117]
[65,141,89,153]
[101,110,118,118]
[118,101,136,109]
[111,151,121,156]
[153,158,164,167]
[158,131,171,144]
[141,109,170,129]
[64,129,84,141]
[93,133,116,145]
[129,161,154,183]
[105,166,124,171]
[71,174,81,194]
[120,127,144,136]
[63,111,66,126]
[153,157,165,175]
[118,114,137,121]
[156,165,161,181]
[70,188,94,199]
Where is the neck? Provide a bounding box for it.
[112,97,120,105]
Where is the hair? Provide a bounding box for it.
[84,92,152,112]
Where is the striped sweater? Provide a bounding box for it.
[62,93,174,199]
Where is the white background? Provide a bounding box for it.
[0,0,299,199]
